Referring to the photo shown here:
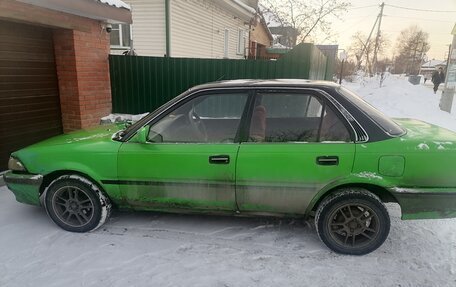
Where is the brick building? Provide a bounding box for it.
[0,0,131,170]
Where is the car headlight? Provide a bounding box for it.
[8,156,26,172]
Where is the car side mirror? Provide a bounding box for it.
[133,126,149,144]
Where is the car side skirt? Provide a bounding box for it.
[389,187,456,220]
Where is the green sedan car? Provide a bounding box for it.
[5,80,456,255]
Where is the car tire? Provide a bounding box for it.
[315,188,390,255]
[44,175,112,232]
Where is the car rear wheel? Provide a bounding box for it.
[315,188,390,255]
[44,175,111,232]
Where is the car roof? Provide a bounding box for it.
[189,79,340,91]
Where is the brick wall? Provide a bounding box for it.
[54,22,112,132]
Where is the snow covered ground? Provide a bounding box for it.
[1,75,456,286]
[1,187,456,287]
[344,74,456,132]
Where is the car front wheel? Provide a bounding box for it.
[44,175,111,232]
[315,188,390,255]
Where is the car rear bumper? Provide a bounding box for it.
[3,171,43,206]
[390,187,456,220]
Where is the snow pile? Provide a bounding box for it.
[343,74,456,132]
[100,113,148,124]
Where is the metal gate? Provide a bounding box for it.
[109,43,329,114]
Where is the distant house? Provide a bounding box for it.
[421,59,447,78]
[269,26,299,49]
[111,0,257,59]
[248,12,273,59]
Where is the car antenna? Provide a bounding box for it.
[216,74,225,81]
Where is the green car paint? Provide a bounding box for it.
[116,140,238,211]
[4,113,456,221]
[236,142,355,214]
[6,124,124,207]
[350,118,456,219]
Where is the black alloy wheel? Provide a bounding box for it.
[315,189,390,255]
[44,175,111,232]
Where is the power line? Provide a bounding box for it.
[343,12,378,32]
[384,15,455,23]
[357,9,380,70]
[383,29,452,35]
[350,5,378,10]
[385,4,456,13]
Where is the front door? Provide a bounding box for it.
[236,90,356,215]
[118,91,249,211]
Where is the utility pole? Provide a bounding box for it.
[357,3,383,73]
[440,24,456,113]
[356,15,379,71]
[372,2,385,75]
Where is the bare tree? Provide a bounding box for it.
[261,0,350,44]
[349,31,388,75]
[335,58,356,82]
[394,26,430,75]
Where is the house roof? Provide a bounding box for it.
[231,0,256,14]
[17,0,132,23]
[422,59,446,68]
[97,0,130,10]
[214,0,256,21]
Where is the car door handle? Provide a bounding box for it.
[209,155,230,164]
[316,156,339,166]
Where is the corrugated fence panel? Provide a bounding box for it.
[110,43,329,114]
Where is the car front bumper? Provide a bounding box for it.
[390,187,456,220]
[3,171,43,206]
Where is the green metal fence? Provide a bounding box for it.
[109,43,329,114]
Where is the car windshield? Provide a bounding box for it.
[338,86,405,136]
[115,90,191,141]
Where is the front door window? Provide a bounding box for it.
[148,93,248,143]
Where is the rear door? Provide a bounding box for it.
[236,89,356,214]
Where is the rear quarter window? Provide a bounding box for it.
[338,87,405,136]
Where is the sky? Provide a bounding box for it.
[326,0,456,61]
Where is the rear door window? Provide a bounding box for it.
[248,92,351,143]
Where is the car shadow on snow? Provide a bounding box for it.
[99,209,326,252]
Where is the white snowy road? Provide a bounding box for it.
[1,186,455,287]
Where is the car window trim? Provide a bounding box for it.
[123,86,366,144]
[320,89,369,143]
[125,88,252,144]
[243,88,356,144]
[337,86,405,138]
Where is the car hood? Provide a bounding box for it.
[25,124,124,148]
[395,118,456,150]
[10,124,125,176]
